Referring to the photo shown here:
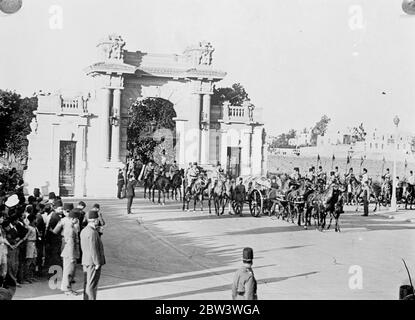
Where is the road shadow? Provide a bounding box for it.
[142,271,319,300]
[98,264,277,293]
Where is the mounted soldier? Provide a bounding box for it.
[169,160,179,178]
[316,166,324,180]
[384,168,391,183]
[143,160,155,180]
[289,167,301,190]
[345,168,355,205]
[361,168,370,216]
[186,162,200,192]
[327,171,336,187]
[305,167,315,184]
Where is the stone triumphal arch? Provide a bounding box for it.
[24,34,265,197]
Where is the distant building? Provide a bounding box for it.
[317,124,414,157]
[289,131,312,147]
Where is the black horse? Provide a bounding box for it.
[170,169,184,201]
[152,171,171,205]
[143,169,155,200]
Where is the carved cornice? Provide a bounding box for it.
[84,62,137,76]
[137,66,226,80]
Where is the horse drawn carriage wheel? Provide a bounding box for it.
[249,189,263,217]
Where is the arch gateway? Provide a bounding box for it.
[24,34,266,197]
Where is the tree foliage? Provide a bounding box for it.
[268,129,297,150]
[310,115,331,145]
[0,90,37,162]
[127,97,177,163]
[211,83,249,106]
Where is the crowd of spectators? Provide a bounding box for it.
[0,169,105,298]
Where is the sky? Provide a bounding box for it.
[0,0,414,136]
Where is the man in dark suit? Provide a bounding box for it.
[233,177,246,216]
[80,210,105,300]
[117,169,125,199]
[126,175,137,214]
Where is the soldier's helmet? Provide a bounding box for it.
[243,247,254,263]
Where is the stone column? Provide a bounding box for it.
[75,123,88,197]
[240,128,252,176]
[220,128,228,173]
[174,119,187,168]
[102,88,112,162]
[192,93,202,164]
[51,123,60,195]
[200,94,211,165]
[111,88,121,162]
[251,126,263,175]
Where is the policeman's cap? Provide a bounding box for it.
[242,247,254,263]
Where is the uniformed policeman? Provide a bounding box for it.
[231,247,257,300]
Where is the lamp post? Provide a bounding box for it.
[391,115,400,212]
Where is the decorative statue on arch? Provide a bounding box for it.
[107,34,126,60]
[199,41,214,65]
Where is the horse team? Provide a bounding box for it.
[136,163,415,234]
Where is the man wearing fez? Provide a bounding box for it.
[56,209,80,296]
[45,201,67,267]
[80,210,106,300]
[232,247,257,300]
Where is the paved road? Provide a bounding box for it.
[15,189,415,300]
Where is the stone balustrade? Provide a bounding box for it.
[36,94,89,115]
[222,102,262,124]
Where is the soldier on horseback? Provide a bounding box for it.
[169,160,179,177]
[361,168,370,216]
[305,167,315,183]
[334,166,340,180]
[327,171,336,187]
[287,168,301,198]
[316,166,324,180]
[187,162,200,192]
[143,160,155,180]
[384,168,391,183]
